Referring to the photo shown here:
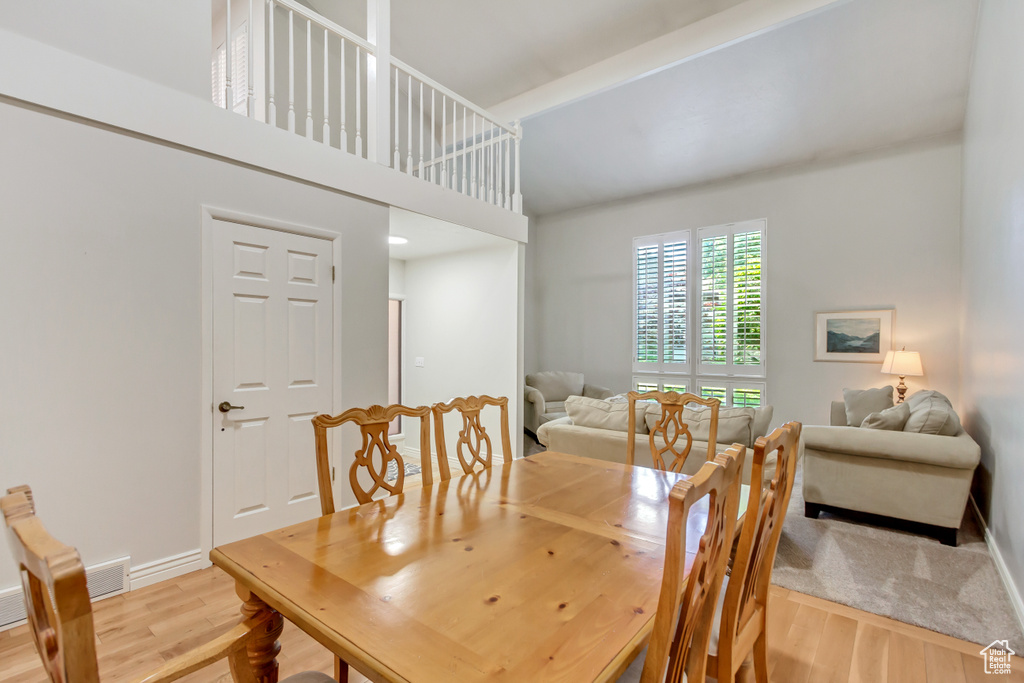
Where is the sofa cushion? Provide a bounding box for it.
[565,395,648,433]
[525,371,584,403]
[645,405,756,447]
[860,402,911,431]
[843,386,893,426]
[544,400,566,415]
[904,391,961,436]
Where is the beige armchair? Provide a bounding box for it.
[523,371,612,435]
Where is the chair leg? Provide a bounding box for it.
[752,631,770,683]
[335,655,349,682]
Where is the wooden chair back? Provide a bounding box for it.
[2,485,101,683]
[432,395,512,479]
[641,444,745,683]
[711,421,803,683]
[627,391,720,472]
[312,404,432,512]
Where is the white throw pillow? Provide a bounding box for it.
[860,402,911,431]
[843,387,894,427]
[904,392,961,436]
[645,405,756,447]
[565,395,648,433]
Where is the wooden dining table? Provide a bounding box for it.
[210,450,726,683]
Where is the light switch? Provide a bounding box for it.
[415,357,425,367]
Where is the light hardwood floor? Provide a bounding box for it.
[1,565,1021,682]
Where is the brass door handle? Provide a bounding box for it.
[218,402,245,413]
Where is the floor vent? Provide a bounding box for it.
[0,556,130,632]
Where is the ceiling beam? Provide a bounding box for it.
[487,0,849,123]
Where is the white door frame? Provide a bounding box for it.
[199,206,344,564]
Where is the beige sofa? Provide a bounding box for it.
[524,371,613,435]
[536,396,775,485]
[802,391,981,546]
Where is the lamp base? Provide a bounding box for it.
[896,376,908,403]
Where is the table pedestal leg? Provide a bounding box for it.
[237,583,284,683]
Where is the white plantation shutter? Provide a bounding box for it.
[211,22,249,114]
[697,220,765,377]
[633,231,691,374]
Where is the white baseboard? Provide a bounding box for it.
[970,495,1024,637]
[129,549,208,591]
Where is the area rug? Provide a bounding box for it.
[774,464,1024,651]
[385,460,422,482]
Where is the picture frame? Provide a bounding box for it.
[814,309,893,363]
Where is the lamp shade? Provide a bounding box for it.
[881,350,923,377]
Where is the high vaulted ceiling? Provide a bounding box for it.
[312,0,980,218]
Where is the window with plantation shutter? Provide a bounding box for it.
[211,22,249,114]
[634,219,766,406]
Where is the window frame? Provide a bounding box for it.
[633,219,767,405]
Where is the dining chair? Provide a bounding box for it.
[1,485,333,683]
[619,443,746,682]
[627,391,721,472]
[312,403,433,513]
[706,421,802,683]
[432,395,512,479]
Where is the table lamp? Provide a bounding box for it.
[881,347,923,403]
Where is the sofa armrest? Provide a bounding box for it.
[802,426,980,470]
[583,384,614,399]
[536,416,573,446]
[830,401,847,426]
[524,385,546,414]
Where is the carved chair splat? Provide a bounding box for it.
[432,395,512,477]
[312,403,433,513]
[627,391,721,472]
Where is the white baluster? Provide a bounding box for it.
[340,38,347,153]
[287,10,295,133]
[393,67,400,170]
[513,120,522,213]
[224,0,233,108]
[305,19,313,139]
[355,48,362,158]
[461,103,467,194]
[247,0,254,117]
[441,95,447,189]
[267,0,276,123]
[418,81,424,178]
[406,74,413,175]
[471,113,478,198]
[322,28,330,144]
[503,132,510,209]
[492,124,498,204]
[429,89,436,183]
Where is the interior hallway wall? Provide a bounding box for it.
[960,0,1024,618]
[0,98,390,589]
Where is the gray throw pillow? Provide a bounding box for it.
[843,386,894,427]
[904,395,961,436]
[860,402,911,431]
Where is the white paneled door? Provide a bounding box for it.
[212,220,333,546]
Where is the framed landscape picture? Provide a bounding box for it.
[814,309,893,363]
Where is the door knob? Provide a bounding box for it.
[218,401,245,413]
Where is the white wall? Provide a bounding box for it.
[0,98,390,588]
[960,0,1024,612]
[402,246,520,459]
[1,0,209,98]
[528,137,963,427]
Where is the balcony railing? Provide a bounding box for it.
[211,0,522,213]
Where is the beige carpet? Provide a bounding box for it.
[775,464,1024,651]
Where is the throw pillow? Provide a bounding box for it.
[645,405,756,447]
[565,395,648,433]
[843,386,894,427]
[860,402,911,431]
[904,394,961,436]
